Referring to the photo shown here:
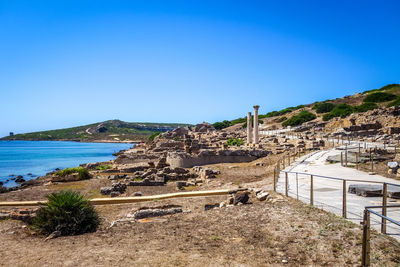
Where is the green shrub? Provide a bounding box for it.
[362,84,400,94]
[95,164,112,170]
[354,102,378,112]
[363,92,396,103]
[259,105,305,119]
[313,102,335,113]
[226,138,244,147]
[387,96,400,107]
[31,191,100,236]
[282,111,316,127]
[379,84,400,91]
[148,132,161,141]
[259,111,280,118]
[55,167,90,180]
[212,120,232,130]
[322,104,354,121]
[230,117,247,125]
[276,116,287,123]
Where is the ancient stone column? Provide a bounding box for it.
[247,112,253,144]
[253,105,260,144]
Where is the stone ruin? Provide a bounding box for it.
[116,122,271,169]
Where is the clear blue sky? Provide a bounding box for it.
[1,0,399,137]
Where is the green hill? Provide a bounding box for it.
[2,120,190,142]
[212,83,400,129]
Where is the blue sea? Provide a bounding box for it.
[0,140,133,187]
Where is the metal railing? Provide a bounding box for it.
[362,205,400,266]
[276,170,400,227]
[267,130,400,265]
[274,170,400,266]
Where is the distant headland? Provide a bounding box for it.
[1,120,191,143]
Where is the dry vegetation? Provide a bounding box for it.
[1,156,400,266]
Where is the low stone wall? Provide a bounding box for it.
[166,149,270,168]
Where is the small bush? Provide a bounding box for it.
[363,92,396,103]
[276,116,287,123]
[313,102,335,113]
[31,191,100,236]
[387,96,400,107]
[322,104,354,121]
[95,164,112,170]
[212,120,232,130]
[148,132,161,141]
[55,167,90,180]
[354,102,378,112]
[226,138,244,147]
[282,111,316,127]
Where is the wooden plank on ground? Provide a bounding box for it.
[0,189,239,207]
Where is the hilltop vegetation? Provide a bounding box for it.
[213,83,400,129]
[282,111,316,127]
[2,120,190,142]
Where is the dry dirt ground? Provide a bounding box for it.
[1,156,400,266]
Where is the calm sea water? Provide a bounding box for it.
[0,140,133,187]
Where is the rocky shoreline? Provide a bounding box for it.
[0,121,325,194]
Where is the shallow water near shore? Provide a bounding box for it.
[0,140,133,187]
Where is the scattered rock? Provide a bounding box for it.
[111,182,127,194]
[128,205,183,219]
[45,231,61,241]
[100,187,113,195]
[15,176,25,183]
[176,181,187,190]
[387,162,399,169]
[256,191,270,201]
[133,191,143,196]
[205,203,220,211]
[108,175,119,180]
[233,191,250,205]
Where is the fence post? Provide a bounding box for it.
[296,172,299,200]
[361,209,371,267]
[310,175,314,206]
[341,152,343,166]
[356,153,359,170]
[288,152,291,165]
[345,145,348,167]
[382,183,387,234]
[285,172,288,197]
[370,149,373,172]
[273,168,277,192]
[342,180,347,218]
